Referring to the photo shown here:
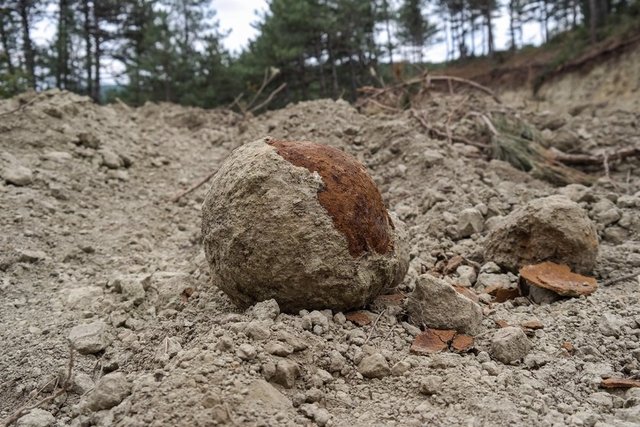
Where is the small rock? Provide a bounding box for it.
[357,353,391,379]
[272,359,300,388]
[476,272,511,292]
[76,132,101,149]
[72,373,95,395]
[15,409,55,427]
[265,341,293,357]
[237,344,257,361]
[100,149,123,169]
[457,208,484,238]
[490,326,532,364]
[407,274,483,334]
[246,379,292,409]
[484,195,598,274]
[456,265,477,287]
[85,372,131,411]
[114,276,146,304]
[41,151,72,162]
[600,314,625,337]
[3,165,33,186]
[249,299,280,320]
[391,360,411,376]
[299,403,331,426]
[68,321,112,354]
[66,286,103,308]
[419,375,444,395]
[245,320,271,340]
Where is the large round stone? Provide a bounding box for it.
[201,137,409,312]
[484,195,598,274]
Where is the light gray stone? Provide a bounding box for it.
[100,149,123,169]
[485,195,598,274]
[15,409,55,427]
[3,165,33,186]
[407,274,483,334]
[599,313,624,337]
[237,344,257,361]
[272,359,300,388]
[490,326,532,364]
[357,353,391,378]
[419,375,444,395]
[249,299,280,320]
[68,321,112,354]
[85,372,131,411]
[457,207,484,238]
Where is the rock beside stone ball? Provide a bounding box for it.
[484,195,598,274]
[201,137,409,313]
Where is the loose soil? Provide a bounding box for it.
[1,52,639,426]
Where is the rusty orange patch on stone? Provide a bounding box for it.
[519,261,597,297]
[267,139,393,257]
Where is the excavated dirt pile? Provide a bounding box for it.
[1,84,640,427]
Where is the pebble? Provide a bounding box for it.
[84,372,131,411]
[15,409,55,427]
[419,375,444,395]
[68,321,113,354]
[3,165,33,186]
[357,353,391,378]
[273,359,300,388]
[457,207,484,238]
[237,343,257,361]
[249,299,280,320]
[490,327,532,364]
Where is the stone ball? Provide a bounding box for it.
[201,137,409,313]
[484,195,598,274]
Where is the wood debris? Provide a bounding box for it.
[519,262,598,297]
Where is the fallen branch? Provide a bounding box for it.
[549,146,640,167]
[409,109,489,149]
[2,348,75,427]
[602,272,640,287]
[171,169,218,203]
[428,75,501,104]
[359,72,501,104]
[363,309,386,346]
[249,82,287,114]
[0,95,41,117]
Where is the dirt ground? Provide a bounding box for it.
[1,49,639,427]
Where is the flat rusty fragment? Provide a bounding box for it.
[410,329,456,355]
[601,378,640,389]
[267,139,393,257]
[486,284,521,303]
[519,261,597,297]
[345,311,372,326]
[451,334,474,353]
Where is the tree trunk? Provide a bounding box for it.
[82,0,93,98]
[56,0,70,89]
[0,12,15,75]
[589,0,598,43]
[509,1,516,50]
[485,6,494,56]
[18,0,36,88]
[92,2,100,102]
[326,33,338,98]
